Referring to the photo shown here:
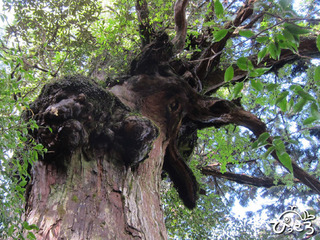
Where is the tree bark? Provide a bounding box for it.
[24,76,167,239]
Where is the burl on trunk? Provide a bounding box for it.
[24,35,245,239]
[24,70,202,239]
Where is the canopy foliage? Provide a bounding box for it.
[0,0,320,239]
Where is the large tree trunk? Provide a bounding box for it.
[24,76,168,239]
[23,30,320,239]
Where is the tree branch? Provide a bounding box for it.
[186,97,320,194]
[195,0,257,82]
[203,36,320,95]
[172,0,189,53]
[201,165,299,188]
[135,0,154,47]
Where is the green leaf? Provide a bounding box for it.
[303,116,318,125]
[266,83,278,91]
[262,146,275,159]
[275,91,289,104]
[19,179,27,187]
[256,36,269,43]
[8,225,15,236]
[278,98,287,112]
[203,21,215,27]
[311,103,320,119]
[257,132,270,144]
[257,47,268,64]
[214,0,224,16]
[296,89,316,102]
[252,132,270,149]
[224,65,234,81]
[284,23,310,35]
[239,30,254,38]
[233,82,244,98]
[250,79,263,91]
[27,232,37,240]
[268,42,279,60]
[282,29,295,43]
[314,66,320,86]
[213,29,228,42]
[279,0,293,10]
[249,67,270,77]
[34,144,44,151]
[237,57,253,70]
[277,152,293,173]
[290,85,315,101]
[317,35,320,52]
[293,98,308,113]
[289,84,303,92]
[23,221,39,231]
[288,139,299,145]
[273,139,285,152]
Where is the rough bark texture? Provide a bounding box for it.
[24,76,167,239]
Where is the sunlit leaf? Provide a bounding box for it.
[257,47,268,63]
[233,82,244,98]
[237,57,253,70]
[278,98,287,112]
[249,67,270,77]
[214,0,224,16]
[277,152,293,173]
[213,29,229,42]
[224,65,234,82]
[268,42,279,60]
[258,132,270,144]
[239,30,255,38]
[250,79,264,91]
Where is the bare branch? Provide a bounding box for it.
[172,0,189,53]
[201,165,299,188]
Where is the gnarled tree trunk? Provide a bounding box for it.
[23,0,320,236]
[24,76,168,239]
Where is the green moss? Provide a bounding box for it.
[128,177,134,192]
[72,195,79,203]
[57,204,66,218]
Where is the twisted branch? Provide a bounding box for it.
[172,0,189,53]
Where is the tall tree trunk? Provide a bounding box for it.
[24,76,167,239]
